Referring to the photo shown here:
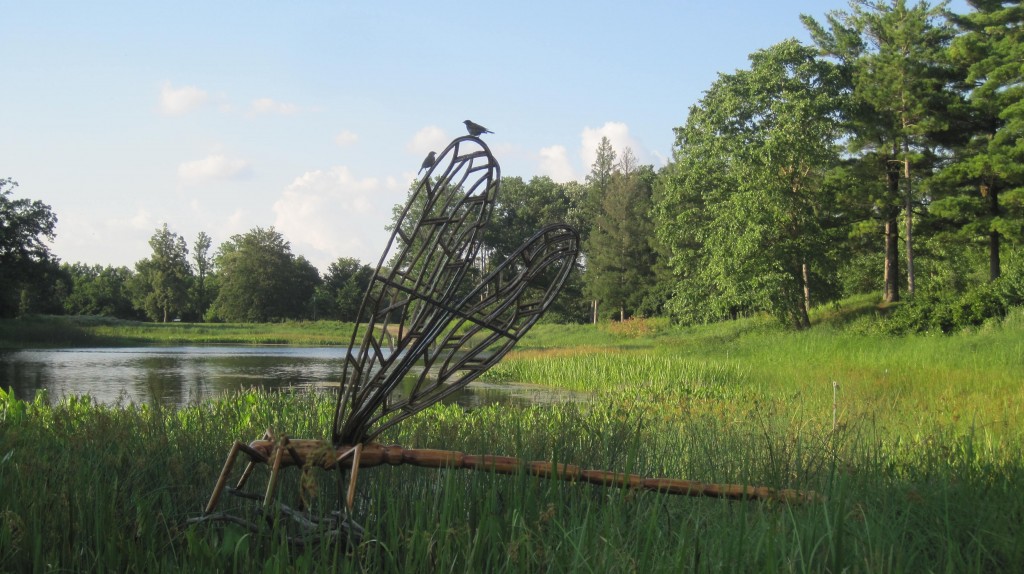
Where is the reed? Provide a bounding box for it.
[491,306,1024,440]
[2,380,1022,572]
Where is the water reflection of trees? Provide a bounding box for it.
[0,354,51,402]
[2,348,580,408]
[135,356,187,406]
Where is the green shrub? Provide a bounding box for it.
[870,281,1020,335]
[950,282,1007,328]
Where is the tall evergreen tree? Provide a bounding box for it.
[585,166,659,321]
[581,137,618,322]
[933,0,1024,280]
[803,0,959,300]
[585,137,617,203]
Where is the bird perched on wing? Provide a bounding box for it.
[418,151,436,174]
[463,120,493,137]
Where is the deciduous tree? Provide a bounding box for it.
[656,40,844,328]
[209,227,318,322]
[132,224,192,322]
[189,231,216,320]
[0,178,59,317]
[319,257,374,321]
[62,263,139,319]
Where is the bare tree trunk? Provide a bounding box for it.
[802,262,811,316]
[592,300,598,325]
[883,167,901,303]
[796,306,810,330]
[904,157,915,297]
[990,230,1001,281]
[883,217,900,303]
[985,185,1001,281]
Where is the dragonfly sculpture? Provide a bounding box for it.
[200,135,816,539]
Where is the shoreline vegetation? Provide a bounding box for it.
[0,314,360,348]
[2,298,1023,571]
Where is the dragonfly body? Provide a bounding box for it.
[205,435,819,515]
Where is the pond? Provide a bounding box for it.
[0,346,583,409]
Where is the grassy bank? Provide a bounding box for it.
[0,315,357,348]
[489,306,1024,440]
[2,301,1023,571]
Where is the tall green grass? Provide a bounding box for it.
[493,306,1024,440]
[2,384,1022,572]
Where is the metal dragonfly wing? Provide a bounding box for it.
[332,136,579,446]
[342,223,579,443]
[333,135,498,445]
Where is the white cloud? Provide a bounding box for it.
[251,97,298,115]
[335,130,359,146]
[273,167,390,269]
[128,208,154,230]
[160,82,208,115]
[224,209,247,234]
[99,207,155,233]
[537,145,577,183]
[407,126,448,155]
[177,154,252,183]
[580,121,642,171]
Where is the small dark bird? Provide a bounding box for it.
[463,120,493,137]
[418,151,436,174]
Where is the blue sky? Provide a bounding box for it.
[0,1,965,272]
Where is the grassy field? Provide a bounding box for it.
[1,301,1023,571]
[0,314,358,348]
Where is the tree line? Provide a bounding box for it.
[1,211,378,323]
[2,1,1021,331]
[654,0,1023,330]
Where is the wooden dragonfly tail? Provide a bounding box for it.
[348,444,821,504]
[202,437,820,515]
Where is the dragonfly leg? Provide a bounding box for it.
[332,444,362,512]
[346,443,363,512]
[205,440,243,514]
[235,430,273,489]
[233,442,270,490]
[263,436,288,508]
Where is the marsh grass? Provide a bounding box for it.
[494,305,1024,440]
[2,381,1022,572]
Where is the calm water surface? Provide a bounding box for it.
[0,346,580,408]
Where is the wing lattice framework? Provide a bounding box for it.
[333,136,499,445]
[356,223,580,442]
